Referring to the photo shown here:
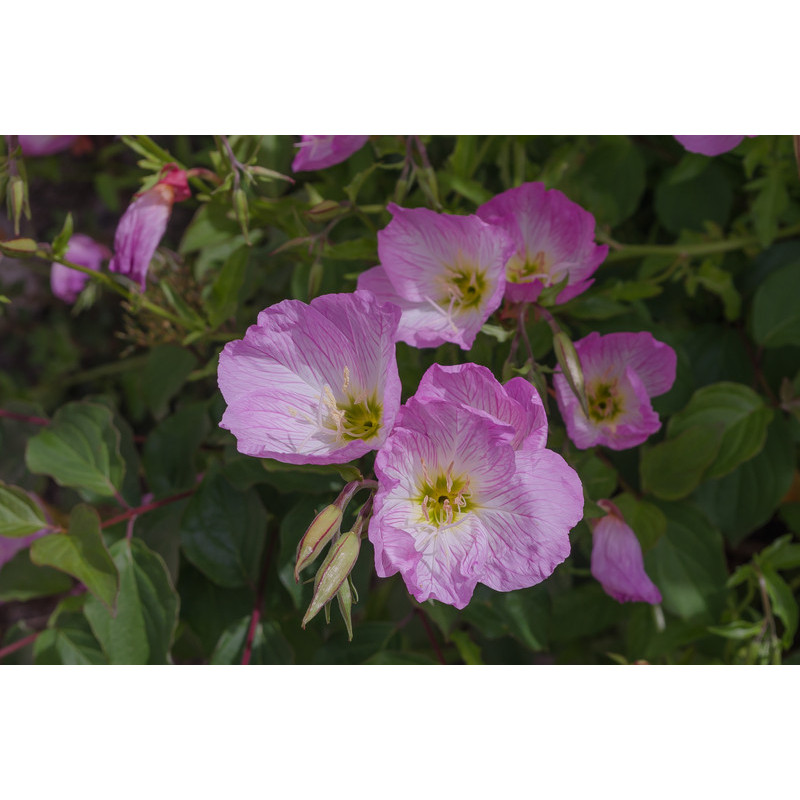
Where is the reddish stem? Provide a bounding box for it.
[241,526,280,665]
[415,608,446,665]
[0,408,50,426]
[0,632,39,661]
[100,489,195,529]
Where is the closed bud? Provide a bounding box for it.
[8,175,30,235]
[302,530,361,628]
[294,504,343,582]
[337,577,354,641]
[553,331,589,418]
[305,199,343,222]
[233,188,250,242]
[307,259,323,301]
[0,237,39,257]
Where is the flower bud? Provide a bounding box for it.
[294,504,343,582]
[8,175,29,235]
[337,577,354,642]
[0,238,38,257]
[302,530,361,628]
[553,331,589,418]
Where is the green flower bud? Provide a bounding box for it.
[553,331,589,418]
[294,504,343,582]
[302,530,361,629]
[337,577,354,642]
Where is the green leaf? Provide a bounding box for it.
[0,548,73,601]
[210,616,293,665]
[34,599,107,665]
[495,585,549,651]
[84,538,179,664]
[654,161,733,234]
[180,467,267,588]
[25,402,125,498]
[143,344,199,419]
[323,238,377,261]
[761,566,798,648]
[751,166,789,247]
[573,453,618,502]
[613,493,667,551]
[692,414,796,543]
[30,505,118,609]
[640,424,724,500]
[449,630,483,665]
[667,382,773,479]
[707,620,765,640]
[645,501,728,622]
[206,245,249,328]
[752,261,800,348]
[51,212,74,259]
[0,481,47,537]
[757,535,800,571]
[142,402,209,498]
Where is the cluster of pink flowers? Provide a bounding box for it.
[218,175,675,609]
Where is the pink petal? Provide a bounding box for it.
[17,135,78,156]
[291,135,369,172]
[50,234,110,303]
[674,136,745,156]
[591,510,661,604]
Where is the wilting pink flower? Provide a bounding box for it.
[477,182,608,305]
[554,331,676,450]
[109,164,190,290]
[412,362,548,454]
[370,395,583,608]
[358,203,514,350]
[591,500,661,604]
[218,290,402,465]
[50,234,110,303]
[291,135,369,172]
[674,136,746,156]
[17,135,78,156]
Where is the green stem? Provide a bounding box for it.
[600,221,800,263]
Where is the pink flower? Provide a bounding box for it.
[412,362,548,454]
[554,331,676,450]
[673,136,745,156]
[291,136,369,172]
[50,234,110,303]
[218,290,402,465]
[357,203,514,350]
[476,182,608,305]
[591,500,661,604]
[109,164,190,290]
[17,136,78,156]
[370,390,583,609]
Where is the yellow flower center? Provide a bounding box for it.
[587,381,623,423]
[417,460,473,527]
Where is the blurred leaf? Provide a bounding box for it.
[206,244,249,328]
[667,382,773,478]
[210,616,293,664]
[84,538,179,665]
[142,402,209,498]
[30,505,118,610]
[751,166,789,247]
[25,402,125,498]
[0,482,47,537]
[450,630,484,664]
[692,414,795,543]
[645,501,727,622]
[34,599,106,665]
[752,261,800,348]
[180,467,267,588]
[549,583,626,644]
[573,453,618,502]
[707,620,764,640]
[761,566,798,648]
[0,548,73,601]
[655,161,733,234]
[143,345,199,419]
[640,424,724,500]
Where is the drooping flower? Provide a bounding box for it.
[50,234,110,303]
[673,136,745,156]
[476,182,608,305]
[17,135,78,157]
[554,331,676,450]
[412,362,548,454]
[108,164,190,290]
[370,395,583,608]
[591,499,661,604]
[218,290,402,465]
[291,135,369,172]
[357,203,514,349]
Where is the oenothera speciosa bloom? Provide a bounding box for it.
[369,364,583,608]
[217,290,402,464]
